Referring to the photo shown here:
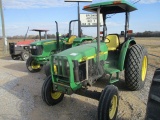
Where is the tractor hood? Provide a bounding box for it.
[55,42,108,62]
[30,39,57,46]
[16,39,35,46]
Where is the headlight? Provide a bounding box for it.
[15,45,17,47]
[24,46,28,49]
[30,45,37,49]
[32,46,37,49]
[30,46,32,49]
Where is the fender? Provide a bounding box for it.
[118,39,136,71]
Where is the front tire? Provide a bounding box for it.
[42,76,64,106]
[21,51,30,61]
[98,85,119,120]
[26,56,42,72]
[125,44,148,90]
[146,68,160,120]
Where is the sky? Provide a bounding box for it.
[0,0,160,37]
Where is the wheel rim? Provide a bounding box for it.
[24,53,29,60]
[31,61,40,69]
[141,56,147,81]
[51,91,62,99]
[109,95,118,119]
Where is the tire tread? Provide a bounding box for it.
[125,44,148,90]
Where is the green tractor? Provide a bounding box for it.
[26,20,93,73]
[42,0,148,119]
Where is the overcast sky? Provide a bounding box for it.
[0,0,160,37]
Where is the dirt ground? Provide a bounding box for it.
[0,37,159,119]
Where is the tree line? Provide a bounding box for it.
[0,31,160,39]
[5,34,56,40]
[131,31,160,37]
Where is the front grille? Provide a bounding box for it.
[55,57,70,77]
[9,43,15,54]
[53,56,85,83]
[30,45,43,55]
[53,56,71,83]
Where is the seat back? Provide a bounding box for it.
[65,35,77,44]
[105,34,120,51]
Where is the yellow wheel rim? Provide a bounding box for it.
[141,56,147,81]
[109,95,118,119]
[51,91,62,100]
[31,61,40,69]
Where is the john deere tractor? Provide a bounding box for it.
[26,20,93,73]
[42,1,148,119]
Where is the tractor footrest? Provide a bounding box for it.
[110,79,119,84]
[104,67,120,84]
[104,67,120,74]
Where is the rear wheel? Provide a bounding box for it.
[11,55,20,60]
[125,44,148,90]
[42,76,64,106]
[98,85,119,120]
[146,68,160,120]
[26,56,42,72]
[21,51,30,61]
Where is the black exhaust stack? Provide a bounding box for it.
[55,21,59,50]
[69,20,78,38]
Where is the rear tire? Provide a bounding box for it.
[26,56,42,72]
[125,44,148,90]
[21,51,30,61]
[44,62,51,77]
[11,55,20,60]
[42,75,64,106]
[98,85,119,120]
[146,68,160,120]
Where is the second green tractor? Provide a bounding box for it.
[26,20,94,74]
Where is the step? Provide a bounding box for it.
[110,79,119,84]
[104,67,120,74]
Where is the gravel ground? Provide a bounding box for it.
[0,56,155,120]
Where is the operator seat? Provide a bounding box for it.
[105,34,120,51]
[65,35,77,44]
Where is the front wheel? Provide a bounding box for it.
[42,75,64,106]
[98,85,119,120]
[26,56,42,72]
[21,51,30,61]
